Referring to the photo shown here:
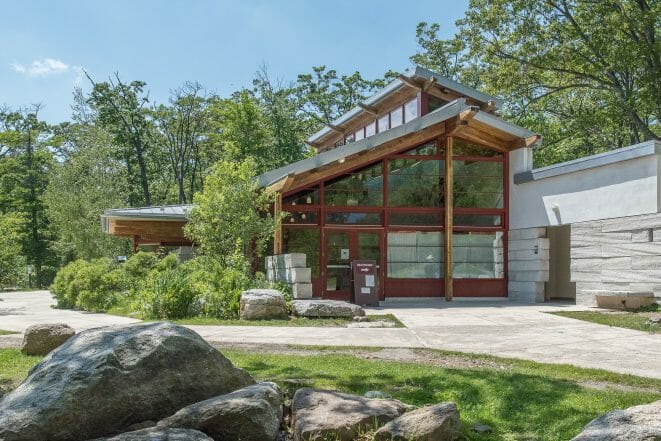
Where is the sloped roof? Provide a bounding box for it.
[258,98,538,189]
[306,65,503,146]
[102,205,193,221]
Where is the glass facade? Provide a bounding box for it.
[280,136,507,299]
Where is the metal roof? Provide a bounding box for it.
[258,98,537,189]
[102,205,193,221]
[307,65,503,145]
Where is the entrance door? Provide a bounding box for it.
[323,229,382,301]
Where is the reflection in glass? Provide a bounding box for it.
[404,98,418,123]
[283,188,319,206]
[388,159,444,207]
[453,232,504,279]
[387,231,443,279]
[325,212,381,225]
[324,163,383,206]
[453,160,503,208]
[283,228,320,277]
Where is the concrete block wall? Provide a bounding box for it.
[508,227,549,302]
[570,212,661,305]
[265,253,313,299]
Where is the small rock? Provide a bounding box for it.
[472,423,493,433]
[93,427,213,440]
[292,388,409,441]
[20,323,75,356]
[240,289,288,320]
[347,320,395,328]
[353,316,370,322]
[158,382,283,441]
[364,391,391,399]
[645,315,661,325]
[374,402,461,441]
[291,300,365,318]
[570,400,661,440]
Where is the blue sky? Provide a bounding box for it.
[1,0,468,123]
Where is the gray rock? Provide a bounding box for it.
[347,320,395,328]
[291,300,365,318]
[0,322,255,441]
[472,424,492,434]
[20,323,75,356]
[93,427,213,440]
[240,289,288,320]
[374,402,461,441]
[158,382,283,441]
[292,388,409,441]
[571,400,661,440]
[364,391,391,399]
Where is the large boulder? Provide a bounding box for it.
[570,400,661,441]
[93,427,214,440]
[0,322,255,441]
[374,402,461,441]
[159,381,283,441]
[291,300,365,318]
[20,323,75,356]
[292,388,409,441]
[239,289,288,320]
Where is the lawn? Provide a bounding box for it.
[2,346,660,440]
[0,330,18,335]
[550,306,660,334]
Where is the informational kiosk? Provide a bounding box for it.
[352,260,379,306]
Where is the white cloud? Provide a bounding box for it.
[11,58,70,77]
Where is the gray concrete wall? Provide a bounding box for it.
[508,227,549,302]
[509,141,661,230]
[570,213,661,305]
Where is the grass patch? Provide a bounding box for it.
[550,308,660,334]
[1,346,659,440]
[0,349,41,397]
[0,330,18,335]
[223,348,661,441]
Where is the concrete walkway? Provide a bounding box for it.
[1,291,660,379]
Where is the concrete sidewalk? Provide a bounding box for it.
[1,291,660,379]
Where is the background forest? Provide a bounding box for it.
[1,1,659,289]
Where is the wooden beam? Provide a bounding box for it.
[422,76,437,92]
[357,102,379,116]
[266,174,295,194]
[482,100,496,112]
[398,74,422,90]
[274,193,283,254]
[444,136,454,301]
[459,107,479,122]
[305,140,321,149]
[326,124,344,135]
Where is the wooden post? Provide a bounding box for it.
[444,136,453,301]
[274,193,283,254]
[133,235,139,254]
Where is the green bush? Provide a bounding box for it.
[122,251,160,280]
[50,258,123,311]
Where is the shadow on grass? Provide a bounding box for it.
[231,352,660,440]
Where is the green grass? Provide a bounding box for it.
[0,349,41,396]
[105,304,405,328]
[223,348,661,441]
[0,330,18,335]
[550,309,660,333]
[1,346,659,440]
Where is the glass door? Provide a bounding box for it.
[323,229,383,301]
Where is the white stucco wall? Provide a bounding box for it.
[509,141,661,230]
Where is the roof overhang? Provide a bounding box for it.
[306,65,504,147]
[259,98,540,192]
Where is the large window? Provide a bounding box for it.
[387,231,443,279]
[324,163,383,206]
[282,228,320,277]
[453,159,503,209]
[453,232,504,279]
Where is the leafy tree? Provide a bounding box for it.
[45,123,131,261]
[85,72,155,206]
[293,66,386,128]
[0,106,58,286]
[184,158,276,268]
[153,82,210,203]
[0,213,27,287]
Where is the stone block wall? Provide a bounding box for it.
[508,227,549,302]
[265,253,313,299]
[571,212,661,305]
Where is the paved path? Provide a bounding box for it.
[2,291,660,379]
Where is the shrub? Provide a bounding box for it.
[122,251,160,280]
[50,258,123,311]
